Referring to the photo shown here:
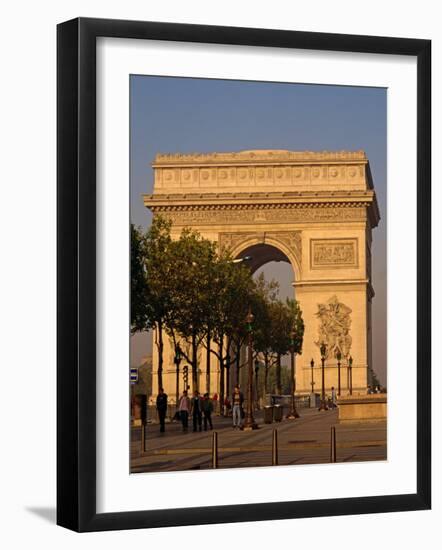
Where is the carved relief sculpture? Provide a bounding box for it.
[315,295,352,359]
[311,239,358,268]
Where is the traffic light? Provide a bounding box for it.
[183,365,189,389]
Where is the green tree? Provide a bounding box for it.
[137,216,173,392]
[130,224,148,332]
[165,228,218,391]
[207,252,255,409]
[286,298,305,356]
[252,273,280,395]
[267,301,291,394]
[266,298,304,395]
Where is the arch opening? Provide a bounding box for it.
[235,243,290,274]
[235,243,297,384]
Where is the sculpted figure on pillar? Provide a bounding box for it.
[315,295,352,359]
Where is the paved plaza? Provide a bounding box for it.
[130,407,387,473]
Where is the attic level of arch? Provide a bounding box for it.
[143,149,380,229]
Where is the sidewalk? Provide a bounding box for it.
[130,407,387,473]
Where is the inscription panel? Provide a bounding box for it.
[310,238,358,269]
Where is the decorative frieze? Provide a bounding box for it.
[218,232,256,252]
[154,206,366,226]
[310,239,358,269]
[154,163,366,191]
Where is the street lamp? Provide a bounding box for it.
[310,358,315,392]
[287,329,300,419]
[243,308,258,430]
[336,349,342,396]
[231,255,252,264]
[174,345,182,406]
[310,359,316,408]
[319,342,329,411]
[348,355,353,395]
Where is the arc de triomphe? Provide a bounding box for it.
[143,149,379,402]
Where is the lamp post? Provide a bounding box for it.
[336,349,342,396]
[310,358,316,408]
[174,345,182,407]
[287,330,300,419]
[231,255,252,264]
[348,355,353,395]
[243,308,258,430]
[319,343,329,411]
[310,358,315,393]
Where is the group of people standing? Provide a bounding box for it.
[155,385,246,433]
[156,388,213,433]
[177,390,214,432]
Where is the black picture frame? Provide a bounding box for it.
[57,17,431,532]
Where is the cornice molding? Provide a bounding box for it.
[153,149,367,166]
[143,192,379,227]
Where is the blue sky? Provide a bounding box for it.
[130,76,387,384]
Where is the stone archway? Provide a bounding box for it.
[144,149,379,399]
[224,232,301,277]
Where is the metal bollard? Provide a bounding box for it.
[141,422,146,453]
[330,426,337,463]
[212,431,219,469]
[272,428,278,466]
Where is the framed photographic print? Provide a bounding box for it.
[57,17,431,532]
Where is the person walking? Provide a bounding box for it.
[202,393,214,430]
[190,390,203,432]
[156,388,168,433]
[177,390,191,432]
[232,385,244,429]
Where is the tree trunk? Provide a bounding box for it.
[219,339,225,416]
[206,327,211,395]
[276,353,282,395]
[225,337,233,399]
[156,320,164,393]
[264,353,269,396]
[235,343,241,388]
[225,357,230,404]
[191,332,198,392]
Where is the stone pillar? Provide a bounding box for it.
[293,227,372,395]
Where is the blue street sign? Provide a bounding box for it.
[130,367,138,384]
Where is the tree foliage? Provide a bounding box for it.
[131,215,305,398]
[130,224,148,332]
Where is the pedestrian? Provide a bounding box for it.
[202,392,213,430]
[331,386,337,409]
[156,387,168,433]
[367,385,372,394]
[191,390,203,432]
[232,385,244,429]
[178,390,190,432]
